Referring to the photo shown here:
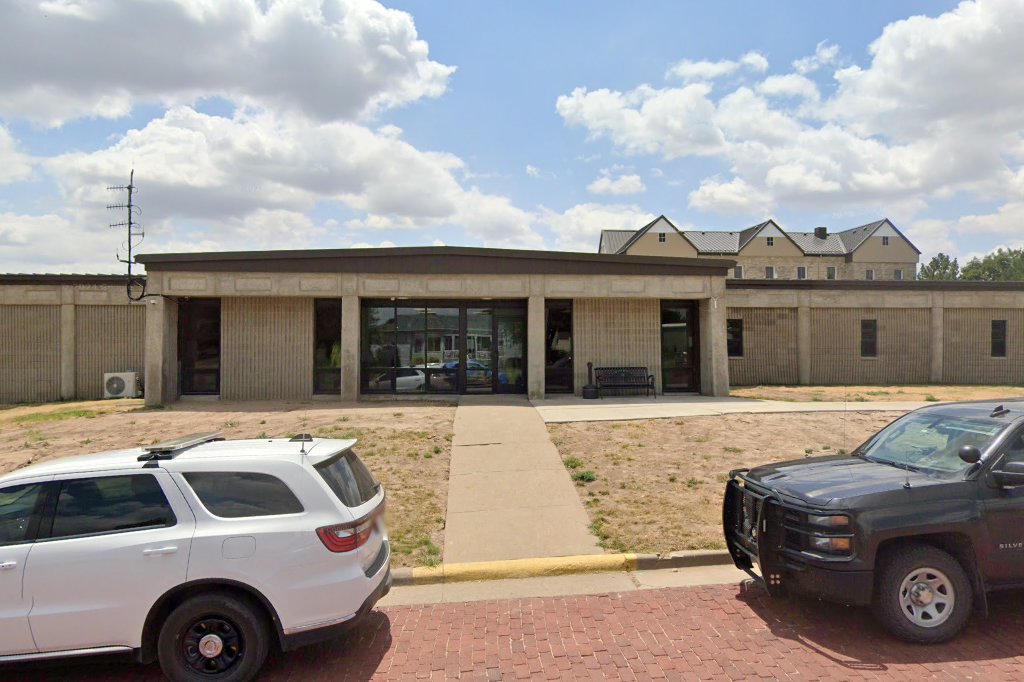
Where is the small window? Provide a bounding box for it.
[658,232,666,243]
[183,472,304,518]
[894,269,903,281]
[826,266,837,280]
[727,319,744,358]
[49,475,175,539]
[797,266,807,280]
[765,266,775,280]
[314,299,342,395]
[992,320,1008,358]
[766,237,774,247]
[882,236,890,246]
[861,319,878,358]
[0,483,45,547]
[733,265,744,279]
[316,450,380,508]
[865,269,875,281]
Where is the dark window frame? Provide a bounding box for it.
[992,320,1008,358]
[734,265,744,279]
[313,299,343,395]
[826,266,837,280]
[865,269,875,281]
[726,319,744,358]
[797,266,807,280]
[894,269,903,281]
[544,299,573,394]
[766,236,774,247]
[178,298,222,395]
[658,232,666,243]
[861,319,878,358]
[765,266,775,280]
[882,236,890,246]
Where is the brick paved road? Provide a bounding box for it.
[8,582,1024,680]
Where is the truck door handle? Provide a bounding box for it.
[0,561,16,570]
[143,546,178,556]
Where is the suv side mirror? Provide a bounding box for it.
[959,445,982,464]
[991,460,1024,488]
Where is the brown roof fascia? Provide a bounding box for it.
[727,279,1024,292]
[0,274,135,286]
[138,245,736,277]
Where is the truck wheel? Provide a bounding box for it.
[873,544,972,643]
[157,592,270,682]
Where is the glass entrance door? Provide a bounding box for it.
[661,302,699,392]
[463,308,493,393]
[495,308,526,393]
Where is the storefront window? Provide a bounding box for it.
[313,299,342,394]
[179,298,221,395]
[544,300,573,393]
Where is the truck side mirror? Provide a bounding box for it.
[991,460,1024,487]
[959,445,981,464]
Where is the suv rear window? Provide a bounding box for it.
[315,450,380,508]
[49,475,175,539]
[183,472,304,518]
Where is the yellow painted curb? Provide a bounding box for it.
[409,553,640,586]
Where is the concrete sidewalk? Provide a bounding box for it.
[532,394,929,423]
[442,395,601,563]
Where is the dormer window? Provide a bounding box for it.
[658,232,666,243]
[882,236,890,246]
[766,237,774,247]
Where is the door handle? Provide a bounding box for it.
[0,561,16,570]
[143,546,178,556]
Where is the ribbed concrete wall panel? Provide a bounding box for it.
[573,298,661,394]
[75,305,145,399]
[0,305,60,403]
[726,307,798,386]
[943,308,1024,384]
[222,297,314,400]
[810,308,930,385]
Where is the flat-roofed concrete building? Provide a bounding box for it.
[0,245,1020,407]
[601,216,921,281]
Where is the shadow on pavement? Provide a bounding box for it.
[0,611,393,682]
[735,580,1024,672]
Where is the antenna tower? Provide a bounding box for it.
[107,169,149,300]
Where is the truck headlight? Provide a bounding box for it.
[807,513,850,528]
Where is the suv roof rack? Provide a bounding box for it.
[139,432,224,461]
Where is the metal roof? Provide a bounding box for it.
[598,230,635,254]
[682,230,742,254]
[788,232,848,256]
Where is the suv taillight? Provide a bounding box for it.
[316,504,384,553]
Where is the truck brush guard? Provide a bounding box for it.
[724,469,856,593]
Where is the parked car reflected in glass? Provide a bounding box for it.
[443,359,509,386]
[367,368,425,392]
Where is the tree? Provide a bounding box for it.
[917,252,960,280]
[961,247,1024,282]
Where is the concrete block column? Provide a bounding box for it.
[930,305,944,383]
[699,289,730,397]
[340,295,360,402]
[59,303,76,400]
[144,296,178,406]
[527,295,545,399]
[797,305,811,385]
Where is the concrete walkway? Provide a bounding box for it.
[532,394,930,423]
[442,395,601,563]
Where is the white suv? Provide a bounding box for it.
[0,433,390,681]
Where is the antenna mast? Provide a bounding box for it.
[107,169,149,301]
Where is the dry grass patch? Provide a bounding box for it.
[732,384,1024,403]
[0,400,455,568]
[549,411,903,555]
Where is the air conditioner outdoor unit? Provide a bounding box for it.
[103,372,141,399]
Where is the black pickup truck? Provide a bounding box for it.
[724,399,1024,643]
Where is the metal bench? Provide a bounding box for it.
[593,366,656,398]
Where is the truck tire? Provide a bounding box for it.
[873,544,972,643]
[157,592,270,682]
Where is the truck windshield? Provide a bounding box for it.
[856,413,1009,477]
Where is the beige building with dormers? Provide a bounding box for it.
[600,216,921,281]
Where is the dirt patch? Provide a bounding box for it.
[0,399,455,568]
[731,385,1024,403]
[549,411,903,555]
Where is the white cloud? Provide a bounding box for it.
[0,126,33,184]
[0,0,454,126]
[688,177,774,215]
[525,164,541,177]
[0,212,115,273]
[666,51,768,82]
[792,41,839,75]
[541,203,655,252]
[756,74,820,103]
[587,172,646,196]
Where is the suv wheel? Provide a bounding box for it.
[873,544,972,643]
[157,592,270,682]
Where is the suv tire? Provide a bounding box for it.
[157,592,270,682]
[873,544,972,644]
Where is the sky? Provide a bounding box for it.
[1,0,1023,273]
